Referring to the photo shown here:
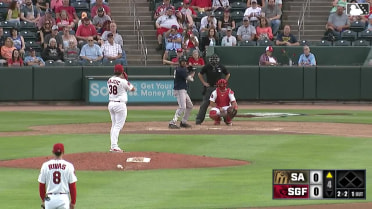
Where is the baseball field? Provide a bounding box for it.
[0,103,371,209]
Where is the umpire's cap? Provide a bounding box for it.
[53,143,64,153]
[114,64,124,73]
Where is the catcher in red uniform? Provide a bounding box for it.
[209,79,238,125]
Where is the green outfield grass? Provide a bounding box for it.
[0,109,371,209]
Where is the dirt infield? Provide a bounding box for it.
[0,103,370,209]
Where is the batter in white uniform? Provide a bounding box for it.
[107,64,136,152]
[38,143,77,209]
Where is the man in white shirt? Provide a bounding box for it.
[244,0,261,27]
[221,26,237,46]
[155,7,180,50]
[237,16,256,41]
[101,33,127,65]
[200,12,217,33]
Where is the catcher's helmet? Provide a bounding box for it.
[216,79,227,90]
[209,54,220,66]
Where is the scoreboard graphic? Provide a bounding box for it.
[346,3,370,16]
[272,170,366,199]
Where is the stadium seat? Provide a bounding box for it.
[0,21,18,30]
[299,40,310,46]
[333,39,351,46]
[238,40,256,46]
[20,31,37,42]
[257,39,273,46]
[19,21,37,32]
[195,11,207,23]
[0,7,8,22]
[353,39,370,46]
[72,1,90,13]
[230,10,244,22]
[341,30,357,41]
[168,50,177,60]
[350,21,366,33]
[45,60,65,66]
[102,59,117,66]
[214,10,224,21]
[65,60,80,66]
[25,41,42,52]
[314,40,332,46]
[230,1,246,12]
[173,1,183,9]
[358,29,372,41]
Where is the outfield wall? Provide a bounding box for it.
[1,65,372,102]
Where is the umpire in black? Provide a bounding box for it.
[195,54,230,125]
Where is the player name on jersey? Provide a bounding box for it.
[272,169,366,200]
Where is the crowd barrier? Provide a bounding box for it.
[1,65,372,102]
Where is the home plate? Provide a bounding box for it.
[126,157,151,163]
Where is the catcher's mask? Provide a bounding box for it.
[209,54,220,67]
[216,79,227,91]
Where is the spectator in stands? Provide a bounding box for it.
[56,9,75,31]
[188,49,205,66]
[0,27,5,46]
[212,0,230,12]
[261,0,282,35]
[163,47,183,65]
[79,36,103,65]
[44,25,63,50]
[298,45,316,66]
[1,37,16,61]
[10,27,25,56]
[221,26,236,46]
[200,28,218,52]
[330,0,347,13]
[368,14,372,30]
[256,17,273,40]
[7,49,23,67]
[42,37,64,63]
[6,1,21,25]
[55,0,79,24]
[76,16,98,46]
[63,40,80,62]
[325,2,350,40]
[275,25,299,46]
[91,0,111,18]
[177,1,196,30]
[93,7,111,34]
[50,0,63,12]
[237,16,256,41]
[154,0,174,20]
[24,48,45,66]
[77,12,92,27]
[100,22,124,48]
[155,7,179,50]
[101,32,126,65]
[264,0,282,9]
[61,26,77,51]
[183,30,199,53]
[38,8,56,29]
[246,0,264,8]
[162,25,182,62]
[90,0,107,7]
[200,11,217,33]
[20,0,40,23]
[39,20,52,44]
[244,0,261,27]
[259,46,278,66]
[218,9,235,32]
[190,0,212,12]
[36,0,49,15]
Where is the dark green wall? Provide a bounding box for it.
[1,65,372,101]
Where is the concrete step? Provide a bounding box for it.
[290,5,332,12]
[286,2,331,7]
[285,19,327,26]
[115,18,154,25]
[284,16,328,21]
[284,10,329,16]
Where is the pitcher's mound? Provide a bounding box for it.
[0,152,250,171]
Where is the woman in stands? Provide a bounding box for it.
[10,28,25,57]
[56,10,75,31]
[1,37,16,63]
[183,30,199,54]
[50,0,63,12]
[39,20,52,44]
[188,49,205,66]
[255,17,273,40]
[42,38,64,63]
[218,9,235,32]
[200,28,218,52]
[61,26,77,51]
[6,1,20,25]
[7,49,23,67]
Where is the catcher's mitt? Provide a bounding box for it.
[226,106,237,119]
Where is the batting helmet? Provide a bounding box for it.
[179,55,187,64]
[216,79,227,90]
[209,54,220,67]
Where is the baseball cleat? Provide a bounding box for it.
[180,122,192,128]
[110,148,124,153]
[168,124,180,129]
